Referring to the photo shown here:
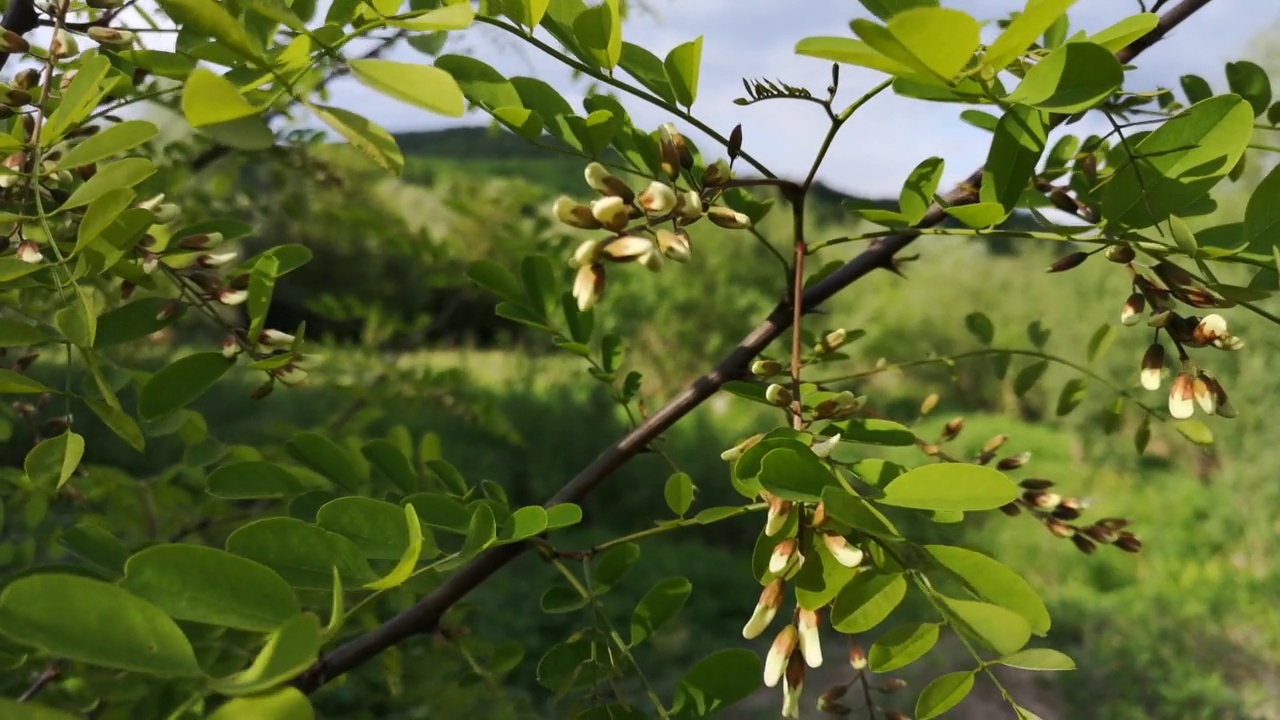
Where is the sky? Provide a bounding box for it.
[51,0,1280,198]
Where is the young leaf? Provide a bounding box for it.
[1005,42,1123,113]
[1180,74,1212,104]
[349,59,465,117]
[1089,12,1157,52]
[24,432,84,490]
[573,0,622,71]
[593,542,640,593]
[503,505,548,541]
[879,464,1018,511]
[0,368,55,394]
[138,352,231,420]
[664,36,703,107]
[630,576,692,646]
[182,68,259,127]
[57,523,129,576]
[830,572,908,633]
[984,0,1078,71]
[1225,60,1271,117]
[364,504,426,590]
[309,103,404,174]
[943,597,1033,655]
[156,0,265,63]
[998,647,1077,671]
[836,418,915,447]
[467,260,524,304]
[1013,360,1049,396]
[856,0,938,21]
[899,156,944,225]
[58,157,156,212]
[851,8,980,83]
[120,545,299,632]
[1175,419,1214,446]
[964,311,995,345]
[362,439,419,493]
[208,688,314,720]
[757,448,841,502]
[916,671,976,720]
[211,613,321,695]
[794,37,916,77]
[58,120,159,169]
[619,42,679,106]
[75,188,135,254]
[1056,377,1088,416]
[0,574,202,677]
[980,106,1049,212]
[1086,323,1117,363]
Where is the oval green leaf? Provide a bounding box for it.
[879,464,1018,511]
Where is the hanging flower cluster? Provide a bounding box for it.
[554,123,751,311]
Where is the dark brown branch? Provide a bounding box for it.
[282,0,1213,695]
[17,661,60,702]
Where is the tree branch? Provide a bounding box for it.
[289,0,1217,696]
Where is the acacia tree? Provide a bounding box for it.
[1,0,1277,717]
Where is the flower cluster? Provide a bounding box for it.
[555,124,750,311]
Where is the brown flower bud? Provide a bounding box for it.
[1105,245,1136,263]
[249,381,274,400]
[1019,478,1054,490]
[941,416,964,441]
[878,678,907,693]
[999,501,1022,516]
[1140,343,1165,391]
[1071,534,1097,554]
[981,434,1008,454]
[1114,532,1142,553]
[0,30,29,54]
[1047,250,1089,273]
[848,643,867,670]
[997,452,1031,471]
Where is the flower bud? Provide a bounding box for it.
[638,181,677,215]
[1071,534,1098,554]
[659,123,691,178]
[810,433,841,459]
[638,245,664,272]
[1114,532,1142,553]
[849,644,867,670]
[942,417,964,441]
[258,329,296,348]
[583,162,634,203]
[815,328,847,355]
[765,495,792,537]
[152,204,181,224]
[765,383,793,407]
[572,263,605,311]
[51,29,79,59]
[742,579,784,640]
[676,190,703,222]
[822,534,864,568]
[655,228,691,262]
[879,678,908,693]
[702,158,731,186]
[796,608,822,668]
[1000,501,1021,516]
[751,358,782,378]
[603,235,655,261]
[250,381,274,400]
[1192,371,1217,415]
[221,335,241,359]
[198,251,238,268]
[590,196,630,232]
[13,68,39,90]
[1120,292,1145,326]
[155,300,181,321]
[137,193,165,212]
[554,196,602,230]
[140,253,159,275]
[782,652,805,719]
[0,30,29,54]
[88,27,135,47]
[275,364,308,386]
[981,434,1008,454]
[708,206,752,230]
[1191,313,1227,346]
[811,502,827,528]
[768,538,799,575]
[217,288,249,306]
[1215,334,1244,351]
[720,433,764,463]
[1140,343,1165,391]
[1168,371,1195,420]
[1105,245,1136,264]
[1046,250,1089,273]
[996,451,1030,471]
[763,625,797,687]
[920,392,938,416]
[16,241,42,263]
[570,239,603,268]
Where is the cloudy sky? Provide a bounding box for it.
[306,0,1280,198]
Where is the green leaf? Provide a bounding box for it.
[1226,61,1271,117]
[0,574,201,677]
[1014,360,1049,396]
[247,255,278,341]
[925,545,1050,635]
[630,576,691,646]
[1055,377,1088,416]
[664,36,703,107]
[405,493,471,534]
[964,311,994,345]
[467,259,524,303]
[856,0,938,21]
[120,545,299,632]
[57,523,129,576]
[1087,323,1116,363]
[821,486,900,537]
[75,188,135,254]
[1089,12,1157,52]
[1006,42,1123,113]
[0,699,80,720]
[1175,419,1214,446]
[286,432,363,492]
[503,505,548,541]
[0,368,55,394]
[984,0,1078,71]
[58,120,158,169]
[1102,96,1254,229]
[980,105,1049,211]
[435,55,522,111]
[851,8,980,83]
[362,439,418,493]
[916,671,976,720]
[943,597,1032,655]
[664,472,694,517]
[1244,161,1280,251]
[58,157,156,212]
[42,56,111,147]
[1181,74,1213,104]
[460,503,497,557]
[208,688,314,720]
[0,318,51,347]
[593,542,640,593]
[794,37,916,77]
[757,448,840,502]
[86,398,144,452]
[619,42,678,106]
[310,103,403,174]
[944,201,1009,228]
[156,0,264,63]
[182,68,259,127]
[879,464,1018,511]
[54,290,97,349]
[138,352,231,420]
[225,517,378,589]
[24,432,84,490]
[830,572,907,633]
[673,648,761,716]
[899,156,944,225]
[1270,101,1280,126]
[836,418,915,447]
[365,504,425,590]
[349,59,465,117]
[391,2,475,30]
[868,622,940,672]
[998,647,1076,671]
[792,533,861,611]
[546,503,583,530]
[316,497,419,560]
[573,0,622,71]
[211,613,320,695]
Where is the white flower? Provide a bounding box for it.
[763,625,796,688]
[822,534,864,569]
[810,433,841,459]
[572,264,604,312]
[1168,372,1195,419]
[796,608,822,668]
[742,579,783,640]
